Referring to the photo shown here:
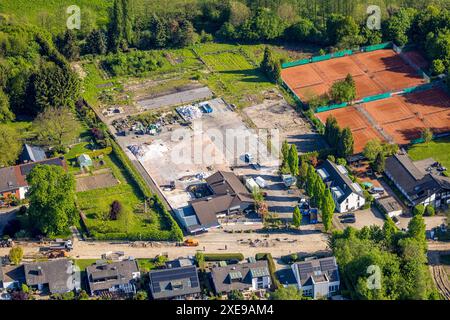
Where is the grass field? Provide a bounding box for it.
[196,44,275,107]
[408,136,450,169]
[0,0,197,34]
[76,150,170,240]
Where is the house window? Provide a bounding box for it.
[302,289,313,297]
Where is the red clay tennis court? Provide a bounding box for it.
[281,49,426,103]
[316,106,385,153]
[362,96,415,124]
[360,87,450,145]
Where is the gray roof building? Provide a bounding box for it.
[291,257,340,299]
[385,153,450,207]
[86,260,140,296]
[210,260,271,294]
[149,265,201,300]
[24,259,78,294]
[0,264,25,289]
[20,144,47,163]
[186,171,254,232]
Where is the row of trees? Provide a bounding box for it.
[280,141,299,175]
[298,160,335,231]
[331,214,439,300]
[324,116,354,158]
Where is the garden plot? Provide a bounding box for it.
[124,98,278,209]
[75,170,119,192]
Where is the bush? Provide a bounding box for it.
[255,253,280,289]
[413,204,425,216]
[109,200,123,220]
[203,253,245,262]
[425,205,435,217]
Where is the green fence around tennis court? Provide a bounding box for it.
[361,42,392,52]
[361,92,392,103]
[315,102,348,113]
[281,43,392,69]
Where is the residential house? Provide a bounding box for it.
[384,153,450,207]
[210,260,271,295]
[0,264,24,290]
[86,259,141,296]
[148,265,201,300]
[24,259,80,294]
[317,160,365,213]
[0,157,66,200]
[177,171,254,233]
[19,144,47,163]
[291,257,340,299]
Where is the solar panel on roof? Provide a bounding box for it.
[190,276,199,288]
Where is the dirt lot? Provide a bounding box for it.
[119,98,278,209]
[75,170,119,192]
[244,100,327,153]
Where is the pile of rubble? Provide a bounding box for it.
[176,105,202,121]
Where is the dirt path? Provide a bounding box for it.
[0,229,329,261]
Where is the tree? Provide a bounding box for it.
[285,18,314,42]
[320,189,335,232]
[108,0,125,51]
[280,140,290,173]
[413,204,425,216]
[33,107,80,152]
[56,30,80,61]
[0,89,14,123]
[110,200,123,220]
[408,214,426,245]
[27,63,80,114]
[0,125,22,166]
[27,165,77,236]
[326,14,363,48]
[260,46,281,83]
[287,144,299,176]
[384,8,417,46]
[229,1,250,27]
[85,29,107,55]
[330,74,356,103]
[382,217,398,249]
[431,59,446,75]
[270,286,302,300]
[425,205,435,217]
[373,152,385,173]
[421,128,433,146]
[134,290,148,300]
[324,116,340,148]
[337,127,354,158]
[9,246,23,265]
[293,206,302,228]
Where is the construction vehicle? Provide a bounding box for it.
[41,239,73,252]
[183,238,199,247]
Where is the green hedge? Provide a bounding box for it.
[109,138,183,241]
[203,253,245,261]
[255,253,281,290]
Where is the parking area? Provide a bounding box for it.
[244,100,327,153]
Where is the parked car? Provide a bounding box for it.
[340,213,355,219]
[341,217,356,224]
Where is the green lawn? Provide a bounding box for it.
[197,45,275,108]
[408,137,450,169]
[76,151,171,240]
